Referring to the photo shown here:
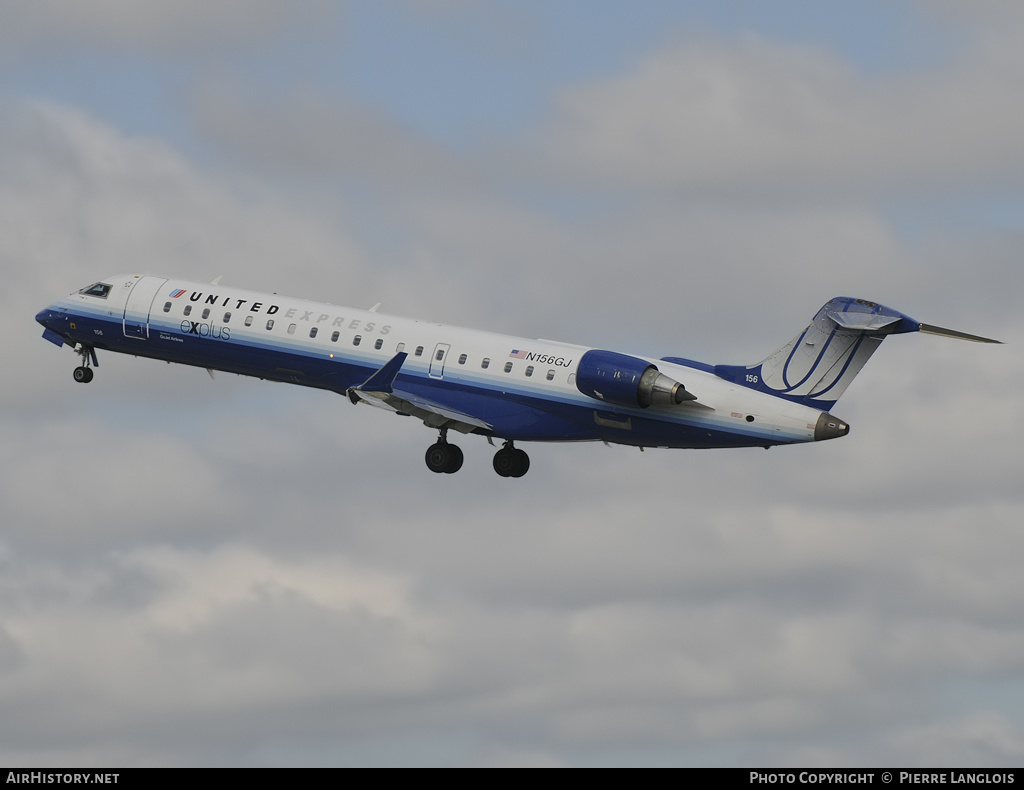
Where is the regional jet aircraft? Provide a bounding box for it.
[36,275,999,477]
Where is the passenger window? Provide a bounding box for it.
[287,324,296,335]
[266,320,274,330]
[331,331,340,342]
[375,338,383,350]
[223,312,231,323]
[504,362,513,373]
[414,346,423,357]
[481,358,490,369]
[458,354,467,365]
[202,308,210,319]
[184,305,192,317]
[546,369,555,381]
[244,316,253,327]
[525,366,534,377]
[396,342,406,353]
[353,335,362,346]
[309,327,318,338]
[163,302,172,313]
[435,348,445,361]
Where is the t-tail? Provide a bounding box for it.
[715,297,1001,410]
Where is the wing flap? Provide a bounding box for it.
[350,388,492,433]
[347,352,492,434]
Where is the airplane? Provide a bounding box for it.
[35,274,999,477]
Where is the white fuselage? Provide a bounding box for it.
[36,275,844,471]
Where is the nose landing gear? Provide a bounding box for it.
[73,345,98,384]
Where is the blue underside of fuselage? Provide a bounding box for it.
[38,309,790,450]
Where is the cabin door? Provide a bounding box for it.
[122,276,168,339]
[429,343,450,379]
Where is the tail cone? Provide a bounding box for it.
[815,412,850,441]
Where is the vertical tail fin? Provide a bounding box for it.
[715,297,999,409]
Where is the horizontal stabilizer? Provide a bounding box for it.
[918,323,1001,344]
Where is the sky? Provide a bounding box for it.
[2,0,1023,767]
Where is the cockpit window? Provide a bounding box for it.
[79,283,112,299]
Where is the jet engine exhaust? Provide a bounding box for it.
[637,366,696,407]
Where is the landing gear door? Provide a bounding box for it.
[123,277,168,339]
[429,343,450,379]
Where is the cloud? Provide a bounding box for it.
[0,101,364,289]
[539,32,1024,196]
[892,711,1024,767]
[192,82,473,190]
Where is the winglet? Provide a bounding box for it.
[355,352,407,394]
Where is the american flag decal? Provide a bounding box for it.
[169,289,187,298]
[509,349,527,359]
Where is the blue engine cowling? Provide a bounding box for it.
[575,350,695,408]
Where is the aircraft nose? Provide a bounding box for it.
[814,412,850,441]
[36,306,66,330]
[36,306,70,347]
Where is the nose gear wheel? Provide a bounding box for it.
[73,345,97,384]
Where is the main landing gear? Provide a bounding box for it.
[425,435,464,474]
[492,440,530,478]
[423,433,530,477]
[73,345,96,384]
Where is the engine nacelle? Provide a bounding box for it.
[575,350,695,408]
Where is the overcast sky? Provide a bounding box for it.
[2,0,1022,767]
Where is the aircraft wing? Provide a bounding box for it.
[347,353,492,434]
